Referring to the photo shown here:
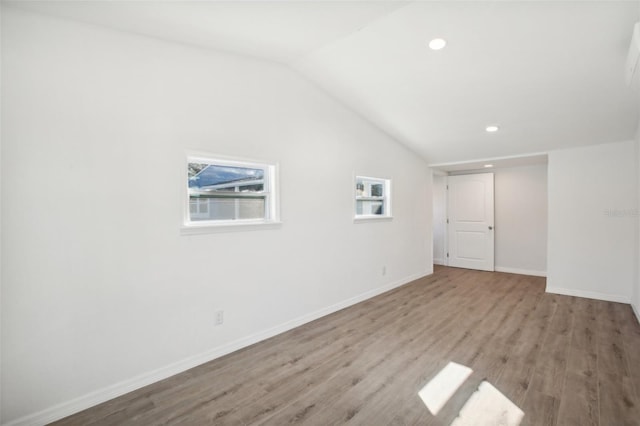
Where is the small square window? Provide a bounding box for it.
[355,176,391,220]
[184,154,280,232]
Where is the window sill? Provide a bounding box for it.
[354,216,394,223]
[181,220,282,235]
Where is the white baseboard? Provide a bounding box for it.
[632,303,640,325]
[5,271,431,426]
[433,258,445,266]
[494,266,546,277]
[546,286,630,304]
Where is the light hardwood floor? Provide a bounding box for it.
[52,266,640,425]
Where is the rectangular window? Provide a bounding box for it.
[355,176,391,220]
[184,155,279,231]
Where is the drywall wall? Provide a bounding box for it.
[547,140,636,302]
[432,173,446,264]
[635,120,640,322]
[0,7,432,424]
[635,0,640,321]
[0,5,3,424]
[494,165,547,276]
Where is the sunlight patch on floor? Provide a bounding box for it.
[450,381,524,426]
[418,361,473,415]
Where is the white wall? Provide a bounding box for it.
[494,165,548,276]
[635,0,640,321]
[0,8,432,424]
[432,173,446,264]
[635,121,640,322]
[0,4,3,424]
[547,140,636,303]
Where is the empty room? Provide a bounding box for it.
[2,1,640,425]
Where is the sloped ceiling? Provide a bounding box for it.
[8,0,640,164]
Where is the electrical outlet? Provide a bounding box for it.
[382,266,387,276]
[215,310,224,326]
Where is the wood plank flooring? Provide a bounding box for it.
[51,266,640,425]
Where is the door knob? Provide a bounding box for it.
[488,226,493,230]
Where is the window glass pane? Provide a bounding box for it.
[188,162,268,222]
[189,163,265,192]
[356,200,384,215]
[238,198,266,219]
[370,183,383,197]
[355,178,384,198]
[239,183,264,192]
[188,196,266,221]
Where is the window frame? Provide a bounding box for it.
[354,175,392,222]
[182,153,281,234]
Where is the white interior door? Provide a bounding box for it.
[447,173,494,271]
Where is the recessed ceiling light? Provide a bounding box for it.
[485,125,499,133]
[484,164,494,168]
[428,38,447,50]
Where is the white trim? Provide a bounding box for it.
[546,286,630,304]
[5,271,431,426]
[180,221,282,235]
[494,266,547,277]
[433,258,445,266]
[632,303,640,325]
[353,216,393,223]
[428,152,548,169]
[443,175,448,266]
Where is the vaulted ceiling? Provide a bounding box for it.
[10,1,640,165]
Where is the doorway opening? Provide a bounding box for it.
[430,154,548,276]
